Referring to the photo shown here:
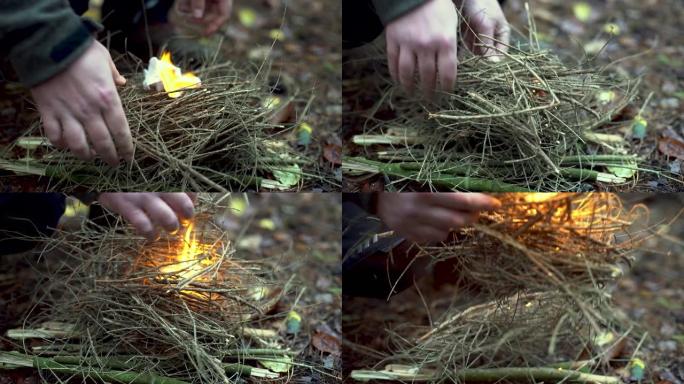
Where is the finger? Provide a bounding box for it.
[494,22,510,54]
[119,205,156,239]
[477,23,496,57]
[205,13,229,35]
[108,56,126,86]
[387,41,399,84]
[42,113,65,149]
[141,195,182,233]
[159,193,195,220]
[205,0,232,35]
[414,207,475,231]
[191,0,205,18]
[437,48,457,92]
[397,47,416,92]
[462,22,477,53]
[83,115,119,166]
[102,97,134,163]
[417,50,437,98]
[60,115,93,161]
[431,193,501,212]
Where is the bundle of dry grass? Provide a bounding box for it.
[359,290,622,383]
[1,209,295,383]
[1,59,309,191]
[344,24,644,191]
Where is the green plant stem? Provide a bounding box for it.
[52,356,146,371]
[560,154,641,164]
[351,366,621,383]
[344,157,529,192]
[223,363,279,378]
[0,352,189,384]
[223,348,298,356]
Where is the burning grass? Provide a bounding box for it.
[350,193,647,382]
[425,192,643,296]
[0,53,323,191]
[0,207,298,383]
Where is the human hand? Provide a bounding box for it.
[97,193,197,239]
[460,0,510,57]
[177,0,233,35]
[376,193,500,243]
[30,40,131,167]
[385,0,459,97]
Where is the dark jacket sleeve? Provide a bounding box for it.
[371,0,428,25]
[0,0,94,87]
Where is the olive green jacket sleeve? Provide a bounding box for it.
[371,0,429,25]
[0,0,94,87]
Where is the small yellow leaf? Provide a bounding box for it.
[285,310,302,334]
[297,122,313,146]
[269,29,285,41]
[248,286,270,301]
[593,331,615,347]
[573,2,592,22]
[261,95,282,110]
[238,7,257,28]
[583,39,608,55]
[229,198,247,216]
[597,90,616,104]
[632,114,648,139]
[603,22,620,35]
[259,218,276,231]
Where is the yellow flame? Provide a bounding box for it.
[512,193,620,232]
[523,193,559,203]
[159,51,201,98]
[159,221,215,279]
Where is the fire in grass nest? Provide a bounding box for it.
[147,220,225,282]
[422,192,647,296]
[352,193,649,382]
[3,212,285,383]
[132,215,274,315]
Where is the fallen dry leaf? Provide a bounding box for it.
[658,132,684,159]
[312,330,341,356]
[323,144,342,165]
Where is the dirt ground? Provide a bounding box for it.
[342,193,684,382]
[342,0,684,192]
[0,0,342,191]
[0,193,342,383]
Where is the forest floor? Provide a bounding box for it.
[343,194,684,382]
[0,193,342,383]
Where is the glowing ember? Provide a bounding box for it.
[143,51,201,98]
[159,221,217,280]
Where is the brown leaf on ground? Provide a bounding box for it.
[323,144,342,165]
[658,127,684,160]
[312,330,341,356]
